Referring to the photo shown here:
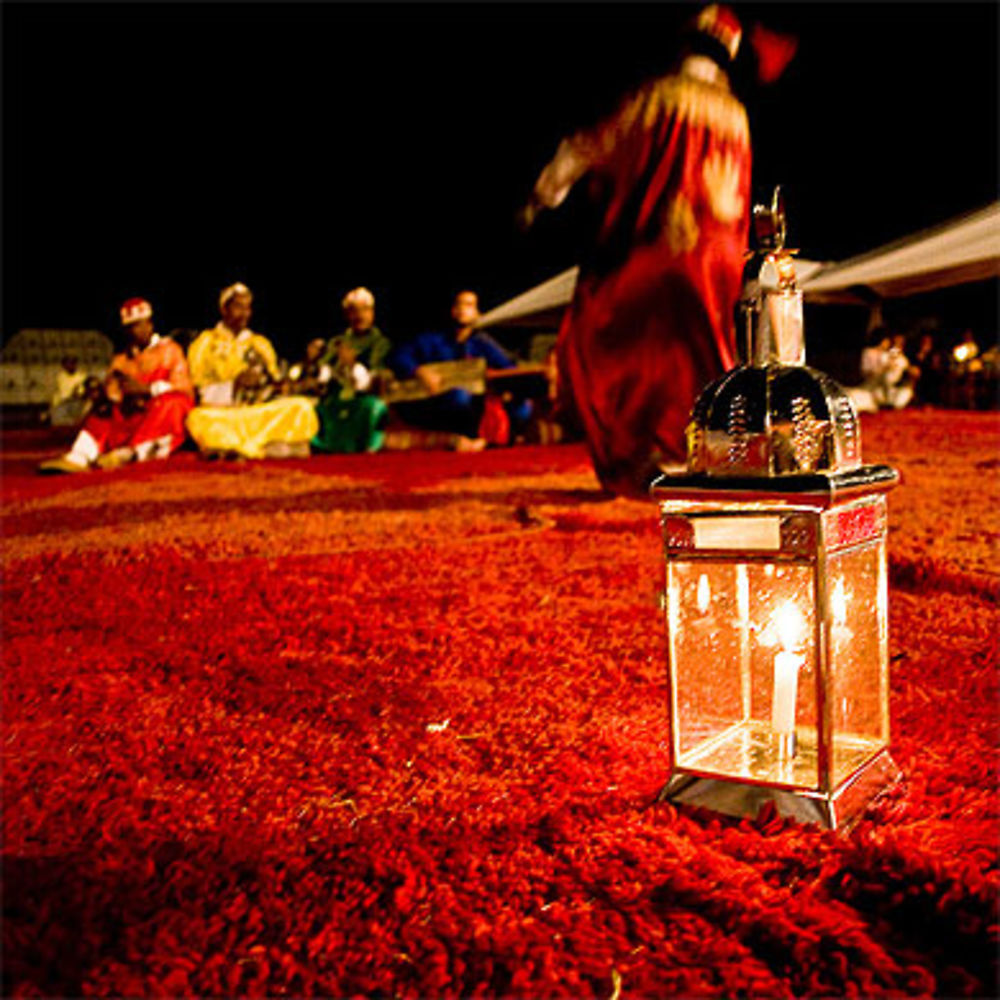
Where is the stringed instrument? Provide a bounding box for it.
[381,358,547,404]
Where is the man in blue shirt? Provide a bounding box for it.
[388,291,533,449]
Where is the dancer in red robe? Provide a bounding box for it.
[523,5,795,498]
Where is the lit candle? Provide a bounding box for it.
[770,601,805,759]
[771,649,801,736]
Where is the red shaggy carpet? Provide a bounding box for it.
[2,410,998,998]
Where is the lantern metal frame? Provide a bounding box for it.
[653,467,900,830]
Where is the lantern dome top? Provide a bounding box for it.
[686,362,862,476]
[685,187,861,478]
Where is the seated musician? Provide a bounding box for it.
[386,290,533,451]
[38,298,194,473]
[286,338,333,397]
[320,287,393,380]
[185,283,319,459]
[312,288,390,453]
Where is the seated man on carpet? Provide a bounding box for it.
[185,282,318,459]
[386,290,533,451]
[527,343,584,445]
[319,286,393,377]
[39,298,194,473]
[286,338,333,397]
[846,327,917,414]
[312,287,390,454]
[46,354,89,427]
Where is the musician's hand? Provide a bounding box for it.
[336,340,358,367]
[235,368,267,391]
[111,370,149,396]
[125,378,151,398]
[415,365,443,395]
[103,373,123,403]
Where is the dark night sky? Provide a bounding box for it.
[3,2,998,355]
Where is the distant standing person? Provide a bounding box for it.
[522,4,795,497]
[912,333,945,407]
[39,298,194,472]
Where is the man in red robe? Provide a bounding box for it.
[523,5,789,498]
[39,298,194,473]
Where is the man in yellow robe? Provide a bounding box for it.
[186,283,318,459]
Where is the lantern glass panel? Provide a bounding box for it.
[826,541,889,787]
[668,558,818,787]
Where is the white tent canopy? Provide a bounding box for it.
[477,202,1000,328]
[477,267,580,330]
[798,202,1000,303]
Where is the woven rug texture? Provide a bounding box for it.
[2,410,998,998]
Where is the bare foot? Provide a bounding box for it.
[264,441,310,459]
[454,436,487,453]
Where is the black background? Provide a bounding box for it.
[4,2,997,356]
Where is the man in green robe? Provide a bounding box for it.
[320,286,392,372]
[313,287,391,453]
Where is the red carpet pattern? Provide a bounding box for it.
[2,411,998,997]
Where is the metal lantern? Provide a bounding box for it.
[652,190,900,829]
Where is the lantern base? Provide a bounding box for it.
[660,748,901,831]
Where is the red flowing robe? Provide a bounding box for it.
[537,63,751,497]
[84,336,194,455]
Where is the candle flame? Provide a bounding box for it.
[772,600,806,652]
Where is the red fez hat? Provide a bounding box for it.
[694,4,743,61]
[120,297,153,326]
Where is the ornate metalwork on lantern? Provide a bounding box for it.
[652,188,900,830]
[687,189,863,477]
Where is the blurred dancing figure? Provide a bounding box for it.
[39,298,194,473]
[523,4,795,497]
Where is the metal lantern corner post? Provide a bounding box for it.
[652,189,901,830]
